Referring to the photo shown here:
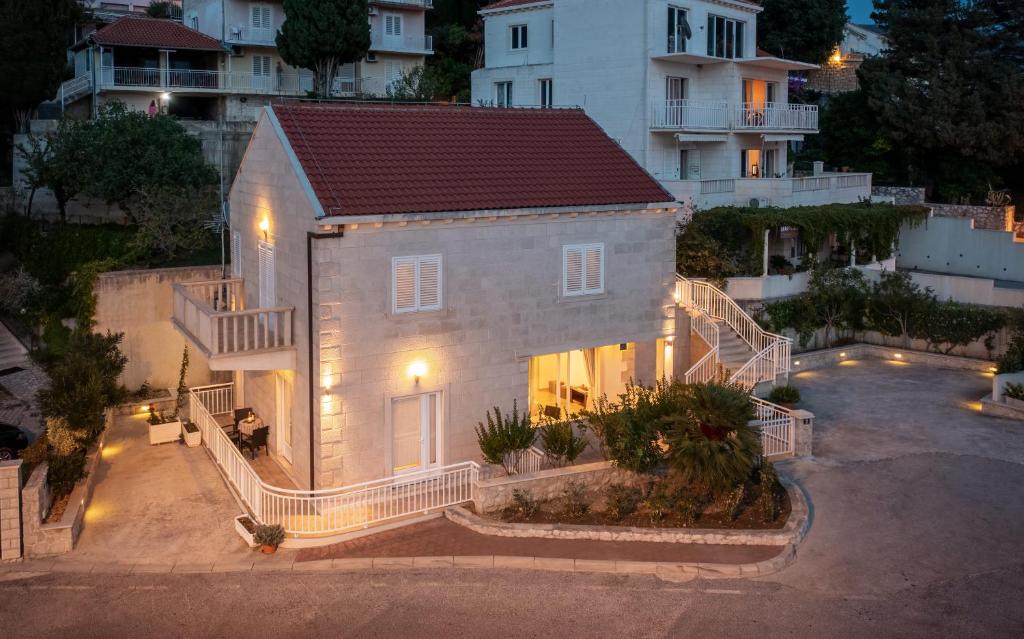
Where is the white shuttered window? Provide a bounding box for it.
[562,243,604,296]
[258,241,276,308]
[230,230,242,277]
[392,255,442,314]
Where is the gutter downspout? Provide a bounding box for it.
[306,227,345,490]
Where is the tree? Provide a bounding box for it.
[862,0,1024,202]
[145,1,177,18]
[17,117,91,221]
[865,270,936,347]
[130,184,219,260]
[386,66,438,101]
[0,0,81,132]
[757,0,848,63]
[276,0,371,97]
[806,265,868,348]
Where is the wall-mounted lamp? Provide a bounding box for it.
[160,92,171,102]
[407,360,428,384]
[258,217,270,241]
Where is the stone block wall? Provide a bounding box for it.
[805,56,863,95]
[475,461,645,514]
[928,203,1015,232]
[872,186,926,205]
[0,460,22,561]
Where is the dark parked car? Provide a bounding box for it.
[0,423,29,461]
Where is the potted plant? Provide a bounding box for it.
[768,385,801,409]
[147,406,183,445]
[182,420,201,448]
[234,515,258,548]
[254,523,285,554]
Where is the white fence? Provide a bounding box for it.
[750,397,795,457]
[652,100,730,130]
[99,66,314,96]
[700,178,736,195]
[190,385,479,537]
[172,279,294,357]
[734,103,819,131]
[653,101,818,131]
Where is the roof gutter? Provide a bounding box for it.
[306,226,345,490]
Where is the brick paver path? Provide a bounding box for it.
[296,518,781,564]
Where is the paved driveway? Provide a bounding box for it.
[70,413,251,564]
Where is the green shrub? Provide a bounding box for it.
[538,420,588,467]
[758,462,783,523]
[509,489,539,520]
[768,385,801,405]
[642,482,673,522]
[1005,382,1024,401]
[583,380,680,474]
[673,488,706,526]
[723,484,747,521]
[253,524,285,547]
[48,450,87,499]
[997,331,1024,374]
[474,401,536,475]
[664,382,761,496]
[558,481,589,519]
[911,301,1006,355]
[604,483,641,521]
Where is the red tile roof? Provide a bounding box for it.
[80,16,225,51]
[272,103,672,217]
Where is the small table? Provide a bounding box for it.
[229,415,264,446]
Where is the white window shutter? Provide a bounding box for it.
[251,5,259,27]
[563,246,583,295]
[393,15,402,36]
[261,7,271,29]
[231,231,242,277]
[393,257,418,313]
[258,242,275,308]
[418,256,441,310]
[585,245,604,293]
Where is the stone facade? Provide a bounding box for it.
[228,114,679,490]
[928,203,1016,232]
[872,185,926,205]
[805,56,863,95]
[0,460,22,561]
[475,461,645,514]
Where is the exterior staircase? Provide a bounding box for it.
[713,319,757,377]
[0,323,29,372]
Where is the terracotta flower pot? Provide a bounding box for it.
[261,544,277,554]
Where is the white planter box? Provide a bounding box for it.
[182,423,201,448]
[149,420,182,445]
[235,515,258,548]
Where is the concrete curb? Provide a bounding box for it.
[0,544,799,581]
[444,480,810,547]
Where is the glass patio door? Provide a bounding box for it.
[392,392,440,475]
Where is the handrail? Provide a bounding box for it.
[749,396,795,456]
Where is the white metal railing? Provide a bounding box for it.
[98,66,314,96]
[190,382,234,416]
[684,310,721,383]
[652,99,729,130]
[700,178,736,195]
[190,386,479,536]
[676,275,791,385]
[58,75,92,104]
[370,33,433,52]
[226,24,278,43]
[750,397,795,456]
[503,446,548,475]
[172,279,294,357]
[733,102,818,130]
[792,176,832,192]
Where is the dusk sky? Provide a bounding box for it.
[848,0,875,24]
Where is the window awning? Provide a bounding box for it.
[762,134,805,142]
[674,133,729,143]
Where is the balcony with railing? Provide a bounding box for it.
[226,24,278,45]
[370,32,434,54]
[98,66,314,96]
[172,279,296,371]
[651,100,818,132]
[372,0,434,7]
[663,172,872,209]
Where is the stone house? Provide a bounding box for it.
[172,102,682,490]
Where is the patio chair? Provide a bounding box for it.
[240,426,269,459]
[232,408,253,433]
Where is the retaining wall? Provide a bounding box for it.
[474,461,645,514]
[927,203,1015,232]
[871,186,926,205]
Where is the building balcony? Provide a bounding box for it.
[651,101,818,133]
[98,66,315,96]
[226,24,278,45]
[663,173,871,209]
[370,33,433,55]
[172,279,296,371]
[372,0,433,8]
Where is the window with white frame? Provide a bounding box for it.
[510,24,528,50]
[562,243,604,296]
[495,81,513,107]
[250,3,272,30]
[385,61,403,90]
[667,6,688,53]
[539,78,553,108]
[230,230,242,277]
[706,14,745,59]
[385,13,403,37]
[257,241,276,308]
[392,255,442,314]
[252,54,271,77]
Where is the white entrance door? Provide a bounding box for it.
[275,372,293,463]
[391,392,440,475]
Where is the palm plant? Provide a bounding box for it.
[474,400,536,475]
[663,382,761,496]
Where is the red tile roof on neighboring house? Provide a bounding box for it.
[272,103,673,218]
[78,16,225,51]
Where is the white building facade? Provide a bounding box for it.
[471,0,872,211]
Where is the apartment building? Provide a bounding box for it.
[471,0,872,211]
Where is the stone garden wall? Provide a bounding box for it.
[474,461,645,514]
[0,460,22,560]
[927,203,1015,232]
[871,186,926,205]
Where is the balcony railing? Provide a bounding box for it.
[172,279,294,363]
[56,75,92,105]
[651,100,818,131]
[99,66,314,96]
[370,33,433,53]
[226,24,278,44]
[373,0,434,7]
[651,99,729,130]
[663,173,872,208]
[733,102,819,131]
